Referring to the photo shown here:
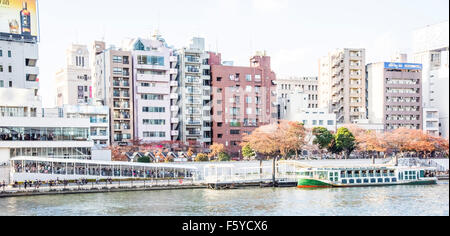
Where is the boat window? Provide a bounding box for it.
[364,179,369,184]
[356,179,362,184]
[362,171,367,177]
[385,178,390,183]
[376,170,381,177]
[383,170,388,177]
[392,178,397,182]
[347,171,353,178]
[342,179,347,184]
[349,179,355,184]
[340,171,345,178]
[355,171,360,178]
[378,178,383,183]
[368,170,374,177]
[371,179,376,183]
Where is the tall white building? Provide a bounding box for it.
[276,76,319,119]
[0,39,39,92]
[413,21,449,138]
[124,33,179,143]
[177,37,212,148]
[319,49,367,124]
[55,44,92,106]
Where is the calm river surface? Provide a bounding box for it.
[0,181,448,216]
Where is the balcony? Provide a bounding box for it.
[171,106,180,112]
[186,120,202,126]
[170,68,178,74]
[170,93,179,100]
[171,118,179,124]
[171,130,179,136]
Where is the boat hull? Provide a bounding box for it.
[298,178,437,188]
[297,179,332,188]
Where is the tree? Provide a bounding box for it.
[335,127,356,159]
[242,143,256,160]
[137,156,151,163]
[313,127,334,150]
[187,148,194,158]
[195,153,209,162]
[209,143,225,160]
[242,124,279,160]
[218,152,231,162]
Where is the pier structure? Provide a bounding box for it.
[8,156,200,183]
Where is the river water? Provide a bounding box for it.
[0,181,448,216]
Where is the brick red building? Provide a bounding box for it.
[209,52,278,156]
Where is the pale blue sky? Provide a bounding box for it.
[37,0,449,107]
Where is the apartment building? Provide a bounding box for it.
[319,49,367,124]
[92,41,134,145]
[413,21,449,138]
[124,34,179,143]
[367,62,423,131]
[318,56,332,110]
[0,39,39,92]
[55,44,92,106]
[177,38,212,149]
[276,76,319,119]
[210,51,277,155]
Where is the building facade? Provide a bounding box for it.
[125,34,179,143]
[413,21,449,138]
[177,38,212,149]
[367,62,423,131]
[0,39,39,92]
[319,48,367,124]
[55,44,92,106]
[284,90,336,132]
[92,41,134,145]
[276,76,319,119]
[210,51,277,155]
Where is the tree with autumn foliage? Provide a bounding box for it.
[208,143,225,161]
[242,121,307,159]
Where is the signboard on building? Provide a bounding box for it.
[0,0,39,42]
[384,62,423,70]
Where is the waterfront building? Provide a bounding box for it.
[55,44,92,106]
[284,89,336,132]
[124,33,179,143]
[177,37,212,149]
[366,61,423,131]
[0,35,39,92]
[209,51,277,156]
[412,21,449,138]
[62,105,110,146]
[92,41,134,145]
[275,76,319,119]
[319,49,367,124]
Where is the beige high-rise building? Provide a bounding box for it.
[319,48,367,124]
[55,44,92,107]
[92,41,134,145]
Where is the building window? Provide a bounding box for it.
[143,119,166,125]
[217,77,222,82]
[230,130,240,135]
[8,66,12,73]
[246,74,252,81]
[142,107,165,113]
[143,132,166,138]
[141,94,164,100]
[8,51,11,57]
[0,65,3,72]
[218,134,223,139]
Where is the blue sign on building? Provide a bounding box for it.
[384,62,423,70]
